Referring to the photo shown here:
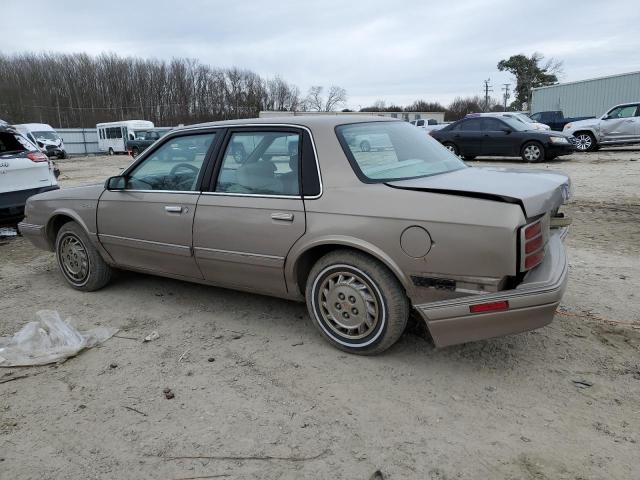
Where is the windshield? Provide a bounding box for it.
[336,121,466,182]
[33,131,59,141]
[515,113,535,123]
[501,117,528,131]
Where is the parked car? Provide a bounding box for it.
[14,123,67,159]
[467,112,550,131]
[1,124,58,222]
[411,119,450,133]
[563,102,640,151]
[530,111,595,132]
[431,116,575,162]
[126,128,172,157]
[19,116,570,355]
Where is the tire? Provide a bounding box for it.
[55,222,112,291]
[521,141,544,162]
[462,155,476,160]
[58,150,67,159]
[305,249,409,355]
[108,147,114,156]
[574,131,597,152]
[131,147,140,158]
[360,140,371,152]
[443,142,459,156]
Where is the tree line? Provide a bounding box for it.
[0,52,345,127]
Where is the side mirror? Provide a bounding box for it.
[105,175,126,190]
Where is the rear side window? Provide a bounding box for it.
[0,131,37,154]
[458,119,482,131]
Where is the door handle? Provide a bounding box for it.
[164,205,183,213]
[271,212,294,222]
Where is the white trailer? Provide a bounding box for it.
[96,120,154,155]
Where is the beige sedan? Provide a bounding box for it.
[19,116,570,354]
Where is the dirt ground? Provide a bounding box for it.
[1,148,639,480]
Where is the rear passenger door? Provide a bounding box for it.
[193,127,309,296]
[454,118,483,156]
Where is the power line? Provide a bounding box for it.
[501,83,511,111]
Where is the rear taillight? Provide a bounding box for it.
[27,152,48,162]
[520,218,547,271]
[469,300,509,314]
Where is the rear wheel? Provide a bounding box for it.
[360,140,371,152]
[574,131,597,152]
[55,222,112,291]
[108,147,114,156]
[131,147,140,158]
[305,250,409,355]
[521,141,544,162]
[443,142,459,156]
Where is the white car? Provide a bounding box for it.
[563,102,640,151]
[468,112,550,131]
[0,125,58,222]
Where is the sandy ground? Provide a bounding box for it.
[1,149,639,480]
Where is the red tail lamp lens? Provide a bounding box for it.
[524,221,541,239]
[524,250,545,269]
[469,301,509,314]
[27,152,48,162]
[525,235,544,254]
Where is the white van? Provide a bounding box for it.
[97,120,154,155]
[15,123,67,159]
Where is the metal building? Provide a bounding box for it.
[531,71,640,117]
[259,110,446,124]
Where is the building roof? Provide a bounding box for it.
[531,70,640,91]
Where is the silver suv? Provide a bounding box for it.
[563,102,640,151]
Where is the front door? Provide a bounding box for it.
[599,104,639,142]
[480,117,518,156]
[97,131,218,278]
[193,128,306,296]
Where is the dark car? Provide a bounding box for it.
[430,116,575,162]
[126,128,171,157]
[530,111,595,131]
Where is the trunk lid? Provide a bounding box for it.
[386,166,570,218]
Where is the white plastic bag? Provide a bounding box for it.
[0,310,117,367]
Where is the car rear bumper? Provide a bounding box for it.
[0,185,59,222]
[415,228,568,347]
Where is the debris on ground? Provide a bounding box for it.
[143,331,159,342]
[572,379,594,389]
[0,310,117,367]
[163,387,175,399]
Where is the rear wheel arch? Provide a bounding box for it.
[291,241,409,297]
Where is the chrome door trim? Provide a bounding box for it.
[193,246,284,268]
[201,191,302,200]
[98,233,192,257]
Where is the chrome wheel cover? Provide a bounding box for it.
[317,269,380,341]
[575,134,592,151]
[523,144,541,161]
[58,234,90,285]
[445,144,456,153]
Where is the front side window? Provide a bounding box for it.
[336,121,465,182]
[459,118,482,131]
[125,133,215,191]
[215,131,300,196]
[606,105,637,119]
[482,118,507,131]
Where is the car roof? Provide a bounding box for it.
[182,115,399,131]
[15,123,55,131]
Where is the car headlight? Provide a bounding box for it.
[549,136,569,144]
[564,123,572,130]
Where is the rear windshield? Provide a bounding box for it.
[0,131,38,155]
[336,121,465,182]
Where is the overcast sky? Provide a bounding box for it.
[3,0,639,109]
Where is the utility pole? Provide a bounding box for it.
[501,83,511,111]
[483,78,493,111]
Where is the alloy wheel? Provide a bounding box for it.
[575,133,593,151]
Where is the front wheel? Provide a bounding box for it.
[521,141,544,162]
[305,250,409,355]
[131,147,140,158]
[574,132,597,152]
[108,147,114,156]
[55,222,112,291]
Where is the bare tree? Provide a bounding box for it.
[305,86,324,111]
[324,86,347,111]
